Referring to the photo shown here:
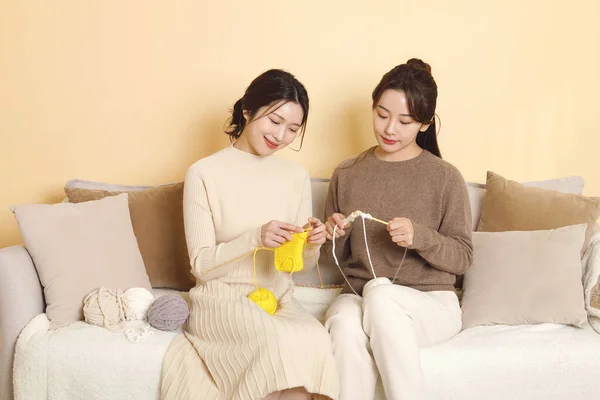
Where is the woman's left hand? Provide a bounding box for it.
[387,217,414,247]
[305,217,327,245]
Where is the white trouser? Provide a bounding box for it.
[324,278,461,400]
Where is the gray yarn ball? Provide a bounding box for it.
[147,294,190,331]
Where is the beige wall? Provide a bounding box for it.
[1,0,599,249]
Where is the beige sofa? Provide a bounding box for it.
[1,177,600,400]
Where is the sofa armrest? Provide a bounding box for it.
[0,246,44,400]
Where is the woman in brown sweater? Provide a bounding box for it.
[322,59,473,400]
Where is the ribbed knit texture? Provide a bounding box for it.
[321,147,473,296]
[161,144,338,400]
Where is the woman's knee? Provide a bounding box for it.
[324,294,365,343]
[278,387,311,400]
[362,283,413,330]
[265,391,281,400]
[363,281,424,314]
[325,294,361,317]
[324,295,362,329]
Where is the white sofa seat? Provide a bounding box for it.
[421,323,600,400]
[15,297,600,400]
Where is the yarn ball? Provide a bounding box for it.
[83,287,130,328]
[124,287,155,321]
[148,294,190,331]
[248,288,277,315]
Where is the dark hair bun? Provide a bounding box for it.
[407,58,432,74]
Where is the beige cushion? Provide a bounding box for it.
[64,182,194,291]
[477,171,600,249]
[11,194,152,329]
[461,224,588,329]
[467,175,585,231]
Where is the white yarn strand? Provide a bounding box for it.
[125,324,154,343]
[392,247,408,284]
[332,224,359,296]
[360,213,378,280]
[331,210,408,296]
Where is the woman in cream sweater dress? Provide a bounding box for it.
[160,69,339,400]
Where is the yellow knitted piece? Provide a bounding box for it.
[274,231,309,273]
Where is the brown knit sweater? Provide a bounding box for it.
[321,147,473,295]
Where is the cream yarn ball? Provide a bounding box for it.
[124,287,155,321]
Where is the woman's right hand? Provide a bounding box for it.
[325,213,350,240]
[261,220,304,248]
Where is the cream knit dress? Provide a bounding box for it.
[160,144,339,400]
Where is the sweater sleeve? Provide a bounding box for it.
[320,168,352,265]
[409,171,473,275]
[183,166,262,281]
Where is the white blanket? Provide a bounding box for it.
[582,231,600,333]
[13,314,178,400]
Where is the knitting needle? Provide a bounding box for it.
[370,217,389,226]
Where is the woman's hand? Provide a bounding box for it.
[325,213,350,240]
[261,221,304,248]
[387,217,414,247]
[305,217,326,245]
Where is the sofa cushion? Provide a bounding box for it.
[477,171,600,250]
[467,175,585,231]
[64,180,193,291]
[11,194,152,329]
[461,224,588,329]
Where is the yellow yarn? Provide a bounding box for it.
[248,247,279,314]
[274,231,309,273]
[247,288,278,315]
[248,227,324,315]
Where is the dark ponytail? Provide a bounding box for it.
[372,58,442,158]
[225,69,309,143]
[226,99,246,140]
[416,121,441,158]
